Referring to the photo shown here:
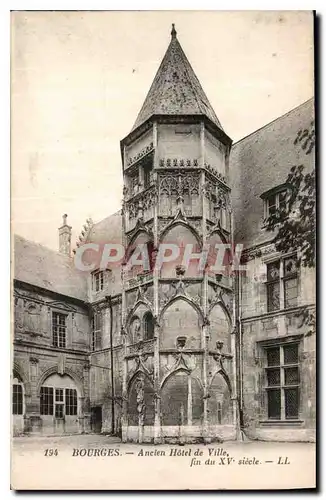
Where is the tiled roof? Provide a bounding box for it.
[131,26,223,132]
[230,98,315,248]
[86,211,123,296]
[14,234,88,301]
[86,210,122,246]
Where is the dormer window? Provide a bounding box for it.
[92,270,104,292]
[261,184,289,219]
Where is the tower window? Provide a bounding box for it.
[143,311,155,340]
[143,162,153,189]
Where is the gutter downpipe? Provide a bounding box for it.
[107,295,115,435]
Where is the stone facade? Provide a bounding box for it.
[230,100,315,442]
[12,27,315,442]
[13,280,90,436]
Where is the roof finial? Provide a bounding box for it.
[62,213,68,225]
[171,23,177,39]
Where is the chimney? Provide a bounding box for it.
[58,214,72,256]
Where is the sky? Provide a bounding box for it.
[11,10,314,251]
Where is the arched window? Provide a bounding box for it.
[12,373,24,415]
[143,312,155,340]
[208,372,232,425]
[40,374,78,417]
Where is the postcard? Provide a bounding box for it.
[11,10,316,490]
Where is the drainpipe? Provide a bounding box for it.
[230,208,239,437]
[231,209,244,437]
[107,295,115,435]
[238,271,244,431]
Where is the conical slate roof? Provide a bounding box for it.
[131,25,223,132]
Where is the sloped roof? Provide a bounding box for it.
[14,234,88,301]
[131,25,223,132]
[230,98,315,248]
[86,211,123,296]
[86,210,122,246]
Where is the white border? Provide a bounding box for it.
[3,2,323,498]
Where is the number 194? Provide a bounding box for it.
[44,449,58,456]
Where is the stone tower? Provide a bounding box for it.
[120,25,237,443]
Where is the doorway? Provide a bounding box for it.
[91,406,102,433]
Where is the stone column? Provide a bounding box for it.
[230,330,239,439]
[24,358,43,434]
[200,121,205,169]
[153,182,161,443]
[202,322,210,443]
[121,330,128,443]
[136,373,145,444]
[78,396,85,433]
[187,375,192,426]
[202,235,210,442]
[230,209,240,439]
[153,321,161,443]
[153,121,158,168]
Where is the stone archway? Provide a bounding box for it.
[160,370,203,426]
[208,371,232,426]
[160,297,202,349]
[36,366,84,398]
[127,372,155,427]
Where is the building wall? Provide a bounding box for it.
[240,310,315,441]
[125,128,153,167]
[239,249,315,441]
[230,99,316,442]
[230,99,314,248]
[13,283,90,436]
[204,129,227,177]
[157,123,201,161]
[89,346,123,434]
[87,298,124,434]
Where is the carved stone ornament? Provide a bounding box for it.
[127,142,154,168]
[176,336,187,349]
[213,341,225,367]
[159,158,198,168]
[243,244,275,262]
[175,264,186,277]
[203,316,210,327]
[73,217,93,253]
[135,374,146,426]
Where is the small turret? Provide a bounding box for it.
[58,214,72,256]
